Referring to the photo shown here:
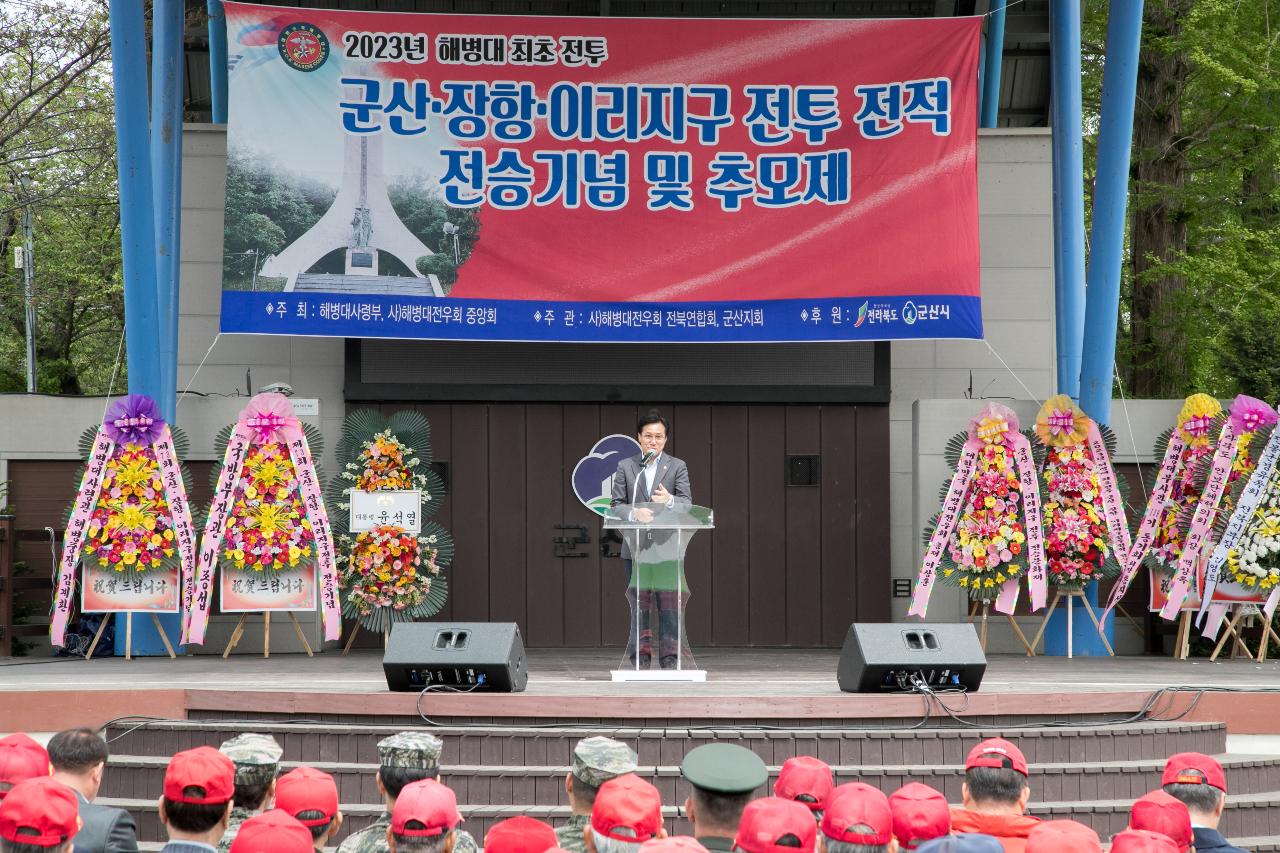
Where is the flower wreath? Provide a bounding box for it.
[186,393,338,645]
[328,410,454,634]
[1032,395,1130,592]
[1106,393,1224,614]
[52,395,197,648]
[913,403,1047,617]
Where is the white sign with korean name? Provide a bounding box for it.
[349,489,422,534]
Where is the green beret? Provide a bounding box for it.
[680,744,767,795]
[571,737,639,788]
[218,733,282,787]
[378,731,443,770]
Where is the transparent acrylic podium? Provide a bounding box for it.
[603,503,713,682]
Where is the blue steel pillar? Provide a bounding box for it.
[1050,0,1086,400]
[981,0,1007,128]
[153,0,183,425]
[208,0,229,123]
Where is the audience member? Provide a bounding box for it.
[157,746,236,853]
[915,837,1002,853]
[227,810,312,853]
[485,815,558,853]
[773,757,833,820]
[1129,791,1193,853]
[589,773,666,853]
[274,767,342,852]
[889,783,950,851]
[0,777,80,853]
[47,727,139,853]
[558,737,639,853]
[949,739,1039,853]
[820,782,896,853]
[1110,830,1181,853]
[0,735,49,800]
[384,779,460,853]
[680,744,767,851]
[1025,820,1100,853]
[733,797,816,853]
[1162,753,1244,853]
[336,733,477,853]
[216,734,282,853]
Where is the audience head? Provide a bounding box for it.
[218,733,282,812]
[0,777,79,853]
[734,796,817,853]
[159,746,235,841]
[961,739,1029,815]
[378,732,444,805]
[888,783,949,850]
[46,728,109,800]
[568,737,640,812]
[1128,791,1192,853]
[484,815,558,853]
[1110,829,1181,853]
[591,773,665,853]
[387,778,460,853]
[820,782,896,853]
[681,744,768,838]
[1162,752,1227,827]
[774,757,833,817]
[274,767,341,848]
[0,736,49,801]
[914,837,1002,853]
[228,809,312,853]
[1026,820,1101,853]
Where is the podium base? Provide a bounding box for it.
[611,669,706,683]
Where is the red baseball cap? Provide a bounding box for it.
[1110,829,1180,853]
[591,773,663,842]
[889,782,950,849]
[484,816,558,853]
[964,738,1028,777]
[1129,791,1192,853]
[0,734,50,797]
[228,809,313,853]
[164,746,235,805]
[640,839,709,852]
[774,756,834,812]
[391,779,462,837]
[275,767,339,827]
[820,782,893,846]
[734,796,817,853]
[1026,819,1101,853]
[0,777,80,847]
[1162,752,1227,793]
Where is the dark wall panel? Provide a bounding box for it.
[747,407,787,645]
[819,406,858,646]
[784,407,823,646]
[709,406,751,645]
[854,405,891,622]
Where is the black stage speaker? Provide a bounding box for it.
[837,623,986,693]
[383,622,528,692]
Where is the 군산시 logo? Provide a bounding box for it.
[279,22,329,72]
[572,434,643,517]
[903,301,918,325]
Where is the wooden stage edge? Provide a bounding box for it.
[2,687,1277,736]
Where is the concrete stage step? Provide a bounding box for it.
[102,719,1228,768]
[98,753,1280,807]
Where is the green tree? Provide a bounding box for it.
[389,172,481,265]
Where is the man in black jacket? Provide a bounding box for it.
[1162,752,1246,853]
[47,728,138,853]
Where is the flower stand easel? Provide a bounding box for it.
[85,612,177,660]
[1029,589,1115,658]
[221,611,314,659]
[1207,604,1259,662]
[967,599,1035,656]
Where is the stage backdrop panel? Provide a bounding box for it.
[220,4,982,343]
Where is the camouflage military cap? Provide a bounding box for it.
[571,737,638,788]
[218,733,283,787]
[377,732,443,770]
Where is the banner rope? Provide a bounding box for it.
[981,338,1043,408]
[180,333,222,403]
[1113,361,1149,503]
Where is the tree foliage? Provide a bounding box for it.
[1084,0,1280,398]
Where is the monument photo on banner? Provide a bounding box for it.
[219,4,982,343]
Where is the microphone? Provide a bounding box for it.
[641,449,656,465]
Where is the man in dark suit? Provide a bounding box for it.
[47,728,139,853]
[157,747,236,853]
[611,410,692,669]
[1162,753,1247,853]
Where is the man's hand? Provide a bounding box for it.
[652,484,671,505]
[634,507,655,523]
